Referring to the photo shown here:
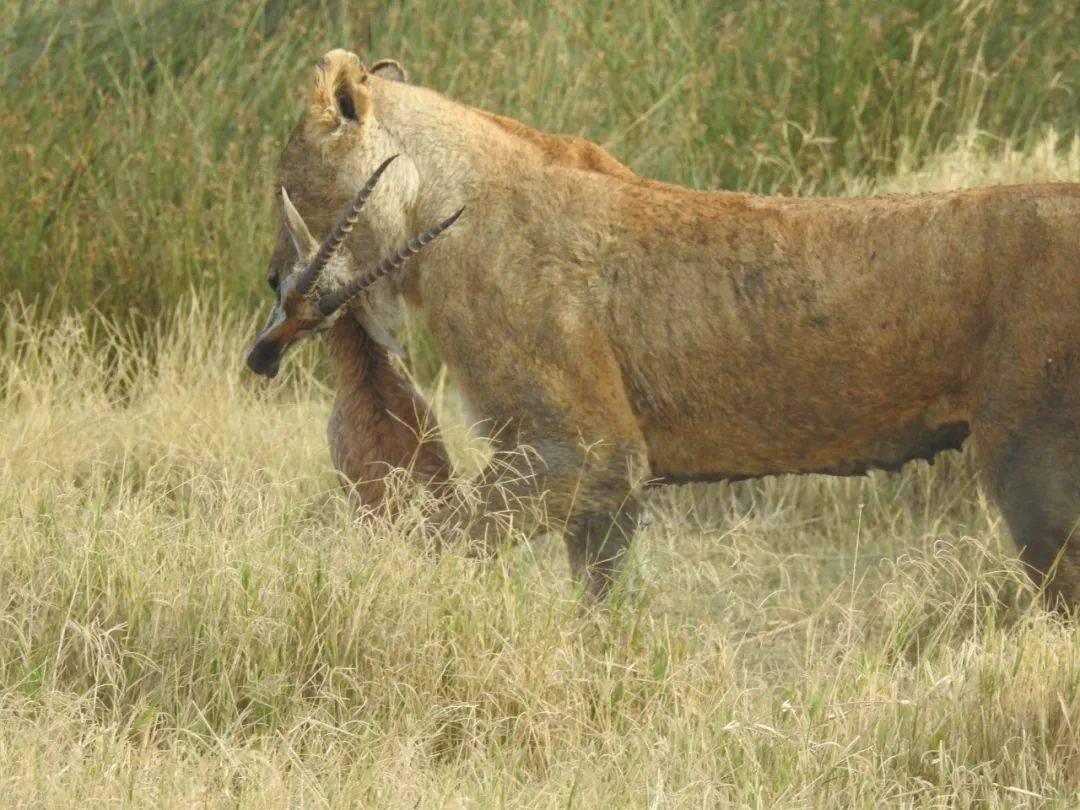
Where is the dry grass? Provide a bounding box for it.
[2,135,1080,807]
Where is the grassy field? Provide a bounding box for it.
[4,1,1080,806]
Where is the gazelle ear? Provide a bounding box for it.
[356,308,406,357]
[281,187,318,256]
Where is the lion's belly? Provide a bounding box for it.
[635,371,976,486]
[618,308,976,484]
[642,409,970,484]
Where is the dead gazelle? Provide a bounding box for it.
[246,155,462,378]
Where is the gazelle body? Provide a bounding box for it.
[246,156,459,511]
[324,316,449,509]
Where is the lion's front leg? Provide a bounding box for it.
[430,430,647,598]
[425,280,651,597]
[430,379,649,599]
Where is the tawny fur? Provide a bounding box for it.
[268,49,1080,603]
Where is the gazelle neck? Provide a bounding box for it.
[323,317,451,510]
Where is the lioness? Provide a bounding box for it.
[249,49,1080,604]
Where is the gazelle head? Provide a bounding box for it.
[246,155,461,378]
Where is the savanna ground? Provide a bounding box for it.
[3,1,1080,806]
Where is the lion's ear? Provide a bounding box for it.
[308,49,372,133]
[371,58,407,83]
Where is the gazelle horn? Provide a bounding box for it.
[293,154,399,296]
[317,208,464,317]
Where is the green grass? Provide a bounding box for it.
[4,1,1080,805]
[2,0,1079,323]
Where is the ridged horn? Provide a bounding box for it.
[317,207,464,317]
[292,154,399,296]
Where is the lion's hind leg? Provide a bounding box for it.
[553,437,648,601]
[979,381,1080,609]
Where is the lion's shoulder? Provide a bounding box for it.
[476,110,637,181]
